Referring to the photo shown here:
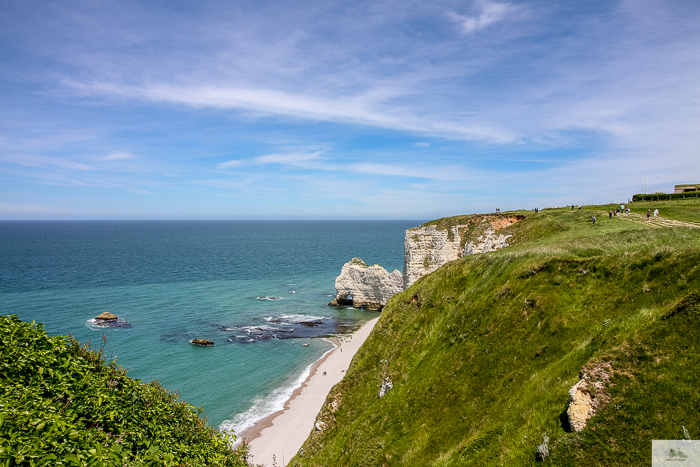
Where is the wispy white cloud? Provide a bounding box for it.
[189,179,253,190]
[218,151,325,169]
[0,154,93,171]
[217,150,480,182]
[66,80,514,143]
[96,152,136,161]
[448,1,518,34]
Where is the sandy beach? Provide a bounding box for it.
[244,317,379,467]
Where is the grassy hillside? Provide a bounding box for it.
[0,316,250,467]
[292,204,700,466]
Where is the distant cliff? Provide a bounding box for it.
[403,214,524,289]
[330,214,525,310]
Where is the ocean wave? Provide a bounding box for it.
[255,296,283,301]
[219,341,337,441]
[265,314,327,324]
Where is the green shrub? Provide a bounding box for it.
[632,191,700,202]
[0,315,250,467]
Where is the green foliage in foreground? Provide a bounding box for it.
[0,316,250,467]
[293,205,700,466]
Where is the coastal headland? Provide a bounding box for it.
[289,201,700,466]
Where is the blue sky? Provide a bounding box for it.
[1,0,699,219]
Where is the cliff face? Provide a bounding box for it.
[403,225,463,290]
[403,214,523,289]
[330,257,403,311]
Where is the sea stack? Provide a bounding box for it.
[329,257,403,311]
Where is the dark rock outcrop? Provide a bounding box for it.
[191,339,214,346]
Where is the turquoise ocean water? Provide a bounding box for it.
[0,220,417,435]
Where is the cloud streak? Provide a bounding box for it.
[66,80,515,143]
[448,1,518,34]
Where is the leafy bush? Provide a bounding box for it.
[0,315,250,466]
[632,191,700,201]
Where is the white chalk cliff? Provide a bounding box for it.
[403,225,464,290]
[330,258,403,311]
[330,215,524,311]
[403,215,523,289]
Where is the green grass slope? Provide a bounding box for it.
[292,205,700,466]
[0,316,250,467]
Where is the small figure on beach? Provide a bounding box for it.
[592,216,596,225]
[647,209,651,220]
[578,205,582,211]
[571,204,574,211]
[608,210,612,219]
[654,208,658,218]
[323,371,326,376]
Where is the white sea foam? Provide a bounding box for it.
[281,314,326,322]
[238,325,277,333]
[219,341,337,443]
[85,318,130,330]
[263,314,327,325]
[85,318,102,330]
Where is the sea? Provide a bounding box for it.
[0,220,417,437]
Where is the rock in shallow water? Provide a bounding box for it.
[191,339,214,346]
[95,312,117,321]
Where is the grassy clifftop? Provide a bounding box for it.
[293,204,700,466]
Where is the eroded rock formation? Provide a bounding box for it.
[378,376,393,398]
[403,214,523,289]
[330,257,403,311]
[463,227,512,255]
[566,361,612,432]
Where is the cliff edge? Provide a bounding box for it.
[403,213,523,289]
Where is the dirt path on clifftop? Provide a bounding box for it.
[602,211,700,229]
